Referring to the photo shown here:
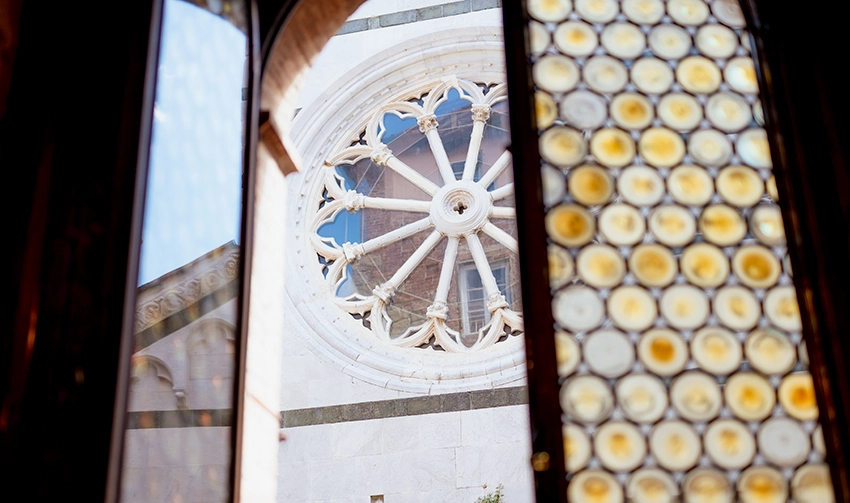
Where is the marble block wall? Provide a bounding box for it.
[278,406,534,503]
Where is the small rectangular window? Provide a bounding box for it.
[460,261,510,335]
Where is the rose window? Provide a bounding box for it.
[309,77,522,352]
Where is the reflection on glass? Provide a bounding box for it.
[119,1,245,502]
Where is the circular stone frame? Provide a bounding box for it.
[285,27,526,393]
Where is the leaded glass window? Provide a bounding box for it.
[521,0,834,500]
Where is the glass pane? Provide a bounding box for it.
[523,0,835,500]
[278,1,532,501]
[119,1,247,502]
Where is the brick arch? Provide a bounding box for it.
[260,0,367,175]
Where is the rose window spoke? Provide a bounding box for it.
[481,222,519,254]
[490,182,514,201]
[310,78,523,352]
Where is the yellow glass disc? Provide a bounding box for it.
[616,373,668,423]
[584,56,629,94]
[706,92,753,132]
[627,469,679,503]
[529,0,573,22]
[725,56,759,94]
[667,0,709,25]
[695,24,738,59]
[750,206,785,246]
[713,285,761,331]
[594,421,646,472]
[732,245,780,289]
[649,420,701,471]
[535,91,558,130]
[670,371,723,422]
[602,22,647,60]
[529,21,551,56]
[542,165,566,206]
[703,419,756,470]
[667,165,713,206]
[792,465,835,503]
[716,165,764,207]
[575,0,619,23]
[657,92,703,131]
[534,54,581,93]
[638,328,689,376]
[561,375,614,424]
[691,327,742,375]
[610,93,654,130]
[631,57,674,94]
[699,205,747,247]
[599,203,645,246]
[676,56,722,94]
[649,204,696,247]
[546,204,595,247]
[622,0,665,24]
[779,372,819,421]
[563,423,592,471]
[649,24,692,60]
[540,126,587,167]
[554,20,598,57]
[737,467,787,503]
[555,330,581,376]
[745,328,796,375]
[683,469,733,503]
[688,129,733,167]
[629,244,677,287]
[737,128,773,169]
[618,166,665,206]
[607,285,657,331]
[577,244,626,288]
[569,165,614,206]
[725,372,775,422]
[590,127,635,167]
[638,127,686,168]
[568,470,624,503]
[681,243,729,288]
[764,286,802,332]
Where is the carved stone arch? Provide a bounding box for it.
[128,354,181,411]
[186,317,237,355]
[130,354,174,385]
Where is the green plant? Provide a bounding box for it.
[476,484,505,503]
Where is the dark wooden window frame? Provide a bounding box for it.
[4,0,850,501]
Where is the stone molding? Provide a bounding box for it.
[336,0,503,36]
[281,385,528,428]
[134,242,240,334]
[124,385,527,429]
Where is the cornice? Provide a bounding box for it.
[134,242,240,333]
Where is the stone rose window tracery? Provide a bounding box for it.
[309,78,523,353]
